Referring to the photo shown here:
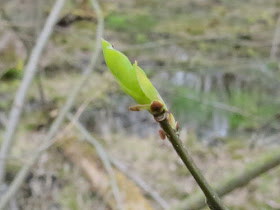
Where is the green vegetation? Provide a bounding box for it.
[106,13,156,33]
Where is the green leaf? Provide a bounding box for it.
[102,39,135,90]
[134,62,167,110]
[102,39,150,104]
[102,39,167,110]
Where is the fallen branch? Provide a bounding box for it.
[0,0,103,208]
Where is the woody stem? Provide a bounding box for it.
[158,115,227,210]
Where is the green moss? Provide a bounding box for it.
[105,13,156,33]
[135,33,149,43]
[1,68,23,81]
[155,13,208,36]
[184,16,206,35]
[73,20,96,31]
[0,98,11,110]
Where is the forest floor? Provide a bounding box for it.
[1,0,280,209]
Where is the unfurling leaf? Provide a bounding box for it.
[102,39,178,132]
[102,39,167,111]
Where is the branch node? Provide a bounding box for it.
[154,112,168,122]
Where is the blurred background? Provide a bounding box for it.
[1,0,280,209]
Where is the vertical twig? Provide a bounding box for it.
[0,0,104,208]
[0,0,66,185]
[270,16,280,60]
[35,72,46,105]
[35,0,46,105]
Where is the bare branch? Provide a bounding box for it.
[0,0,104,208]
[0,0,66,184]
[270,16,280,60]
[158,114,227,210]
[184,94,251,118]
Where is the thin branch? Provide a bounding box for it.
[0,113,7,129]
[120,36,232,51]
[0,0,104,208]
[0,184,18,210]
[184,94,251,118]
[121,36,278,52]
[109,156,170,209]
[35,0,46,106]
[0,0,66,184]
[157,114,227,210]
[35,72,46,105]
[67,114,123,210]
[176,148,280,210]
[270,16,280,60]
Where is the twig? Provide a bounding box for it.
[0,0,66,185]
[0,99,89,165]
[157,113,227,210]
[0,0,104,208]
[176,148,280,210]
[110,157,170,209]
[35,0,46,105]
[121,35,279,52]
[184,94,251,118]
[55,97,94,141]
[0,184,18,210]
[35,72,46,105]
[0,113,7,129]
[67,114,123,210]
[270,16,280,60]
[120,36,232,51]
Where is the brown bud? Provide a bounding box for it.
[159,130,166,140]
[176,122,179,131]
[150,101,164,114]
[129,106,140,111]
